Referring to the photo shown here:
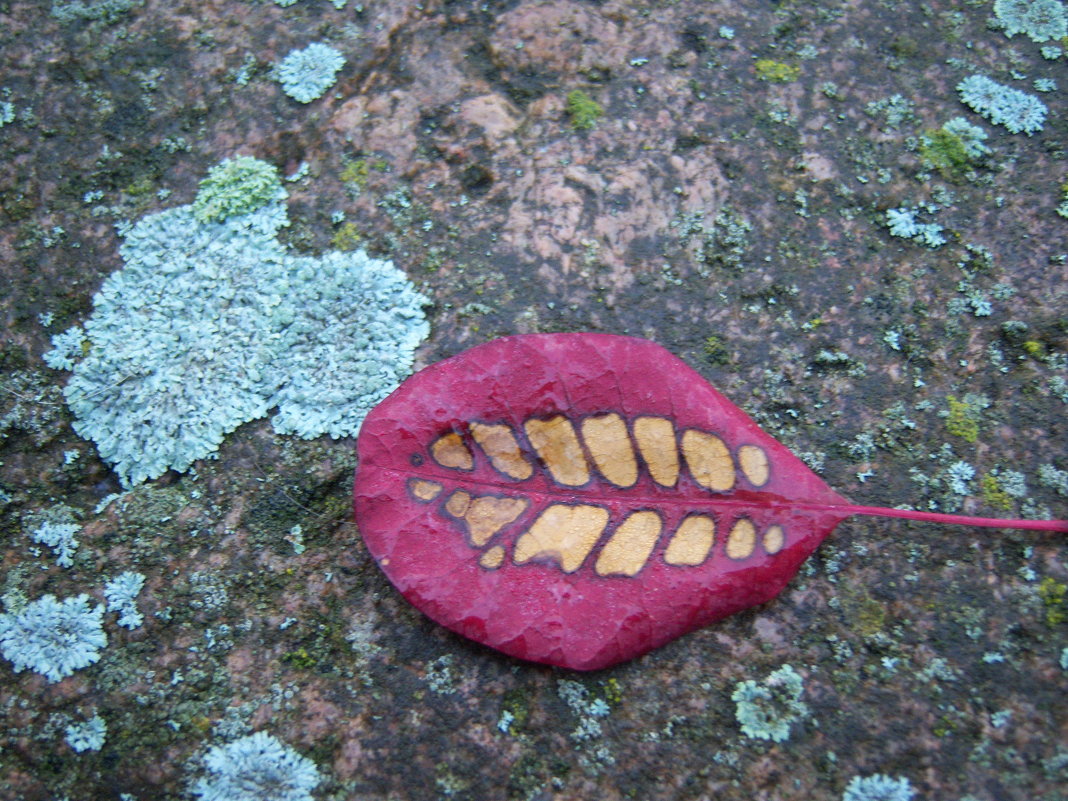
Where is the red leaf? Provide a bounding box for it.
[353,334,1067,670]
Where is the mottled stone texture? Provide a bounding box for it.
[0,1,1065,800]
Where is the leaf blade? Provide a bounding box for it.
[355,333,855,669]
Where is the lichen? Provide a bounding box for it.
[981,474,1014,510]
[864,94,916,129]
[192,156,286,224]
[946,459,976,496]
[919,119,989,180]
[558,679,615,770]
[957,74,1047,135]
[842,773,915,801]
[885,207,945,248]
[46,160,429,486]
[274,42,345,104]
[27,505,82,568]
[497,687,532,735]
[1037,463,1068,496]
[993,0,1067,42]
[944,393,987,443]
[694,206,752,272]
[0,370,66,446]
[0,594,107,682]
[65,715,107,753]
[425,654,457,694]
[731,664,809,742]
[103,571,146,629]
[51,0,142,23]
[191,731,321,801]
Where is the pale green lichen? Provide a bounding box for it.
[191,156,286,224]
[46,159,429,486]
[66,715,107,753]
[558,679,615,770]
[51,0,141,23]
[754,59,800,82]
[993,0,1067,42]
[1037,463,1068,496]
[842,773,915,801]
[957,74,1047,135]
[731,664,809,742]
[191,731,320,801]
[944,393,988,442]
[0,594,107,682]
[26,505,82,568]
[425,654,457,694]
[274,43,345,104]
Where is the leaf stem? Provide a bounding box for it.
[845,505,1068,533]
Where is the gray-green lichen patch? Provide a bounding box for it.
[731,663,809,742]
[45,159,428,487]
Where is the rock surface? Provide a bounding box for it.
[0,0,1065,799]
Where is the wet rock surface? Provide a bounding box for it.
[0,1,1065,799]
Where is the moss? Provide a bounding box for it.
[191,156,284,223]
[275,607,356,677]
[846,589,887,638]
[122,174,157,197]
[702,335,731,365]
[1037,577,1067,626]
[339,158,370,189]
[189,713,213,735]
[281,646,318,670]
[331,221,363,251]
[931,711,961,738]
[602,677,623,706]
[1022,340,1047,359]
[889,34,920,59]
[319,491,353,527]
[508,752,566,799]
[566,90,603,131]
[499,686,532,734]
[919,128,971,180]
[754,59,800,82]
[945,395,980,443]
[980,474,1014,511]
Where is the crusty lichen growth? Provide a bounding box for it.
[754,58,800,82]
[731,664,809,742]
[191,156,285,223]
[944,393,987,443]
[1037,577,1067,626]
